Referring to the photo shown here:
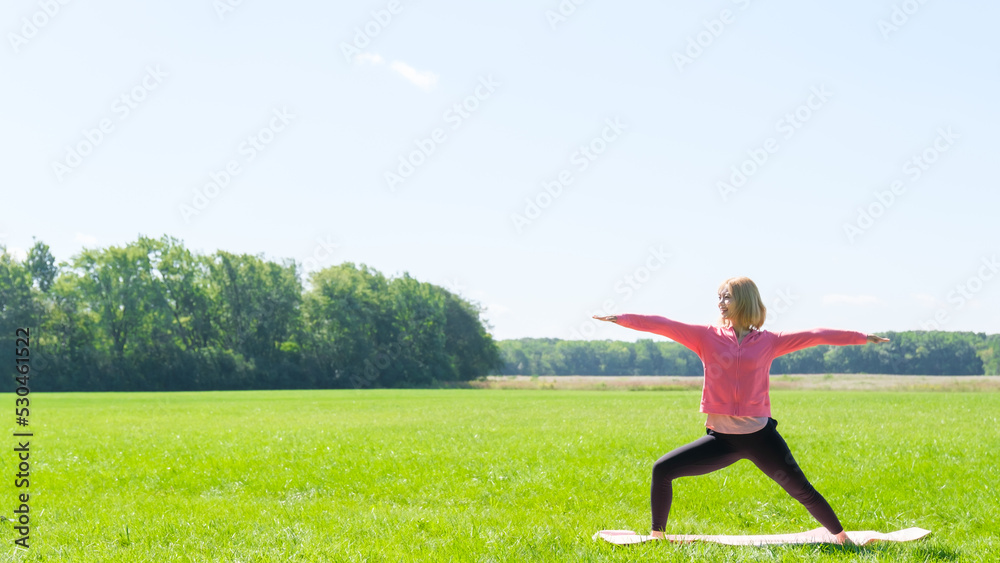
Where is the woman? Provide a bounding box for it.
[593,276,889,544]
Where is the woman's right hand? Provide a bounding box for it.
[593,314,618,323]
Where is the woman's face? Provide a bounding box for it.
[718,286,736,319]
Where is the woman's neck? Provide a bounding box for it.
[730,323,751,336]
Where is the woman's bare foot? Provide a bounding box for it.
[833,530,853,545]
[650,530,664,539]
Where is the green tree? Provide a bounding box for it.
[980,335,1000,375]
[1,248,43,388]
[437,287,503,379]
[301,263,393,387]
[69,238,178,388]
[72,243,154,358]
[147,235,216,350]
[26,238,57,293]
[0,248,38,328]
[34,272,107,390]
[206,250,302,371]
[634,339,663,374]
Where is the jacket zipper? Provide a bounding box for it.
[734,327,747,416]
[735,330,741,416]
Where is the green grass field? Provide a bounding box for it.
[4,388,999,561]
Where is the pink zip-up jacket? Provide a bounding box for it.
[616,314,868,417]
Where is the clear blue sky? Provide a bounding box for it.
[2,0,998,341]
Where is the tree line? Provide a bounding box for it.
[0,236,503,391]
[497,331,1000,376]
[3,237,997,391]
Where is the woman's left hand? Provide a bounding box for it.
[867,334,890,343]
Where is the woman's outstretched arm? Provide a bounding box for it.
[772,328,889,357]
[594,313,709,356]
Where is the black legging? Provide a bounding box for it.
[651,418,843,534]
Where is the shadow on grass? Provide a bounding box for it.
[815,541,960,561]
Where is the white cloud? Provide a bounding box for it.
[389,60,438,91]
[353,53,439,91]
[821,294,880,305]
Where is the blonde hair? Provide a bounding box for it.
[717,276,766,330]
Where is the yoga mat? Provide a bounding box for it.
[594,526,931,546]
